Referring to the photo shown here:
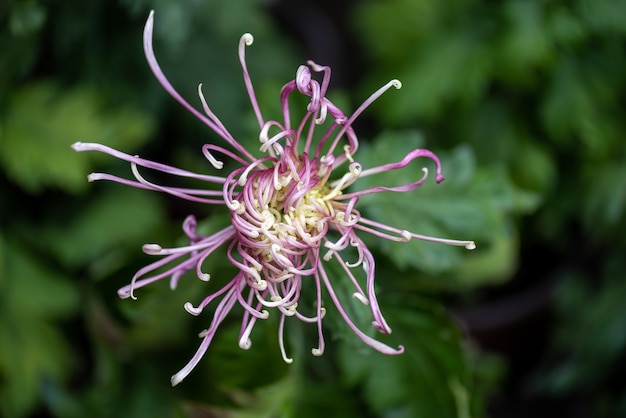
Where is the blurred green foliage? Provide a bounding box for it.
[0,235,78,417]
[356,130,538,285]
[0,82,154,193]
[1,0,625,417]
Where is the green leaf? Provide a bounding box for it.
[0,81,154,193]
[8,1,47,36]
[337,297,471,418]
[382,34,492,122]
[576,0,626,36]
[353,0,444,64]
[353,131,538,283]
[228,373,295,418]
[354,0,493,123]
[547,5,587,46]
[495,2,554,84]
[0,235,79,417]
[533,271,626,394]
[24,186,166,274]
[583,159,626,239]
[540,50,625,159]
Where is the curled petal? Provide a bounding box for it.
[143,11,255,162]
[278,314,294,363]
[317,262,403,355]
[338,148,445,200]
[239,32,264,130]
[171,287,238,386]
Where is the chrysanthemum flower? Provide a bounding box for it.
[72,11,475,386]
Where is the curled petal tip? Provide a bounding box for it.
[241,33,254,46]
[184,302,202,316]
[118,282,138,300]
[239,338,252,350]
[352,292,369,305]
[311,347,324,356]
[118,290,137,301]
[435,174,445,183]
[391,79,402,89]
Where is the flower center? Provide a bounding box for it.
[229,158,338,283]
[263,184,333,242]
[238,165,335,245]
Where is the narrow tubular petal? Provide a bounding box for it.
[311,265,326,356]
[239,33,264,130]
[87,172,226,204]
[130,163,225,204]
[330,248,367,301]
[171,286,238,386]
[278,314,294,363]
[143,11,255,162]
[356,216,476,249]
[203,143,250,167]
[185,276,238,316]
[72,142,228,184]
[118,226,235,300]
[317,262,404,355]
[359,148,443,182]
[359,240,393,334]
[327,79,402,157]
[337,149,444,201]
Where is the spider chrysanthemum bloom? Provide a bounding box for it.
[73,11,475,386]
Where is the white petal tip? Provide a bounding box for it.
[391,79,402,89]
[239,339,252,350]
[465,242,476,250]
[352,292,369,305]
[142,243,162,254]
[184,302,202,316]
[170,374,184,387]
[241,33,254,46]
